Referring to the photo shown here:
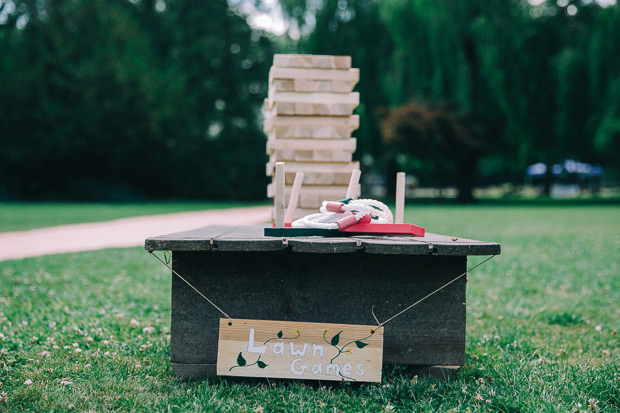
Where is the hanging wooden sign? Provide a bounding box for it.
[217,318,384,382]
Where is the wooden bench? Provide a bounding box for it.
[145,225,500,379]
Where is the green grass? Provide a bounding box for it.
[0,204,619,411]
[0,201,267,232]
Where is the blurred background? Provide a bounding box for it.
[1,0,618,203]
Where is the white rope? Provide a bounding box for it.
[292,199,393,229]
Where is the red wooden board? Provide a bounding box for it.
[340,223,425,237]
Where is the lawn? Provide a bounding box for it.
[0,201,267,232]
[0,203,618,411]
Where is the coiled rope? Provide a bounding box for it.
[292,198,393,229]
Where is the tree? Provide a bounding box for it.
[0,0,276,200]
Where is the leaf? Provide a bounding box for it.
[331,331,341,346]
[277,330,283,339]
[237,352,246,367]
[355,340,369,349]
[257,361,268,369]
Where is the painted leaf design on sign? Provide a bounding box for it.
[237,352,246,367]
[355,340,368,349]
[331,331,341,346]
[277,330,283,339]
[257,360,268,369]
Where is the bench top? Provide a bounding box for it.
[145,225,500,256]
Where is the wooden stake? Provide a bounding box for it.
[275,162,286,227]
[346,169,361,199]
[284,172,304,224]
[395,172,405,224]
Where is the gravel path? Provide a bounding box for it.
[0,205,270,261]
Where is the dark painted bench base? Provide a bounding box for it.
[144,225,500,382]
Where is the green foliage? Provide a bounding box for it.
[0,0,275,201]
[297,0,620,189]
[2,0,620,202]
[0,203,618,410]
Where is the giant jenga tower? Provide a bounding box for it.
[265,54,360,220]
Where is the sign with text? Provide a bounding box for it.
[217,319,383,382]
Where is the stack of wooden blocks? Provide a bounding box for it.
[265,54,361,219]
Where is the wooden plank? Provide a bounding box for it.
[358,237,431,255]
[295,79,330,92]
[273,54,352,70]
[274,162,286,228]
[271,78,356,94]
[269,91,360,106]
[266,161,360,176]
[273,171,355,186]
[267,184,357,199]
[346,169,361,199]
[149,225,501,256]
[267,138,357,153]
[284,172,304,224]
[264,114,359,130]
[271,102,356,117]
[341,223,426,237]
[290,237,363,253]
[332,80,357,93]
[272,79,294,92]
[395,172,405,224]
[270,149,353,163]
[144,226,234,252]
[421,233,501,256]
[267,127,354,139]
[270,67,359,82]
[299,194,321,209]
[217,318,383,382]
[213,226,286,252]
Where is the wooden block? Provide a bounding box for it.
[266,161,360,176]
[267,138,357,154]
[217,318,383,382]
[287,172,351,186]
[331,80,356,93]
[273,54,352,70]
[269,126,353,139]
[314,173,337,185]
[285,172,305,224]
[274,162,286,227]
[269,91,359,106]
[272,79,295,92]
[324,150,353,163]
[299,194,320,209]
[270,103,355,117]
[332,56,352,69]
[312,80,332,92]
[265,126,352,141]
[270,67,359,83]
[339,223,425,237]
[271,79,354,93]
[264,114,360,131]
[271,149,296,161]
[293,150,314,162]
[267,184,359,199]
[334,173,352,185]
[311,150,334,162]
[272,102,296,115]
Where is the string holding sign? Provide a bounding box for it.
[149,251,233,324]
[369,255,496,332]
